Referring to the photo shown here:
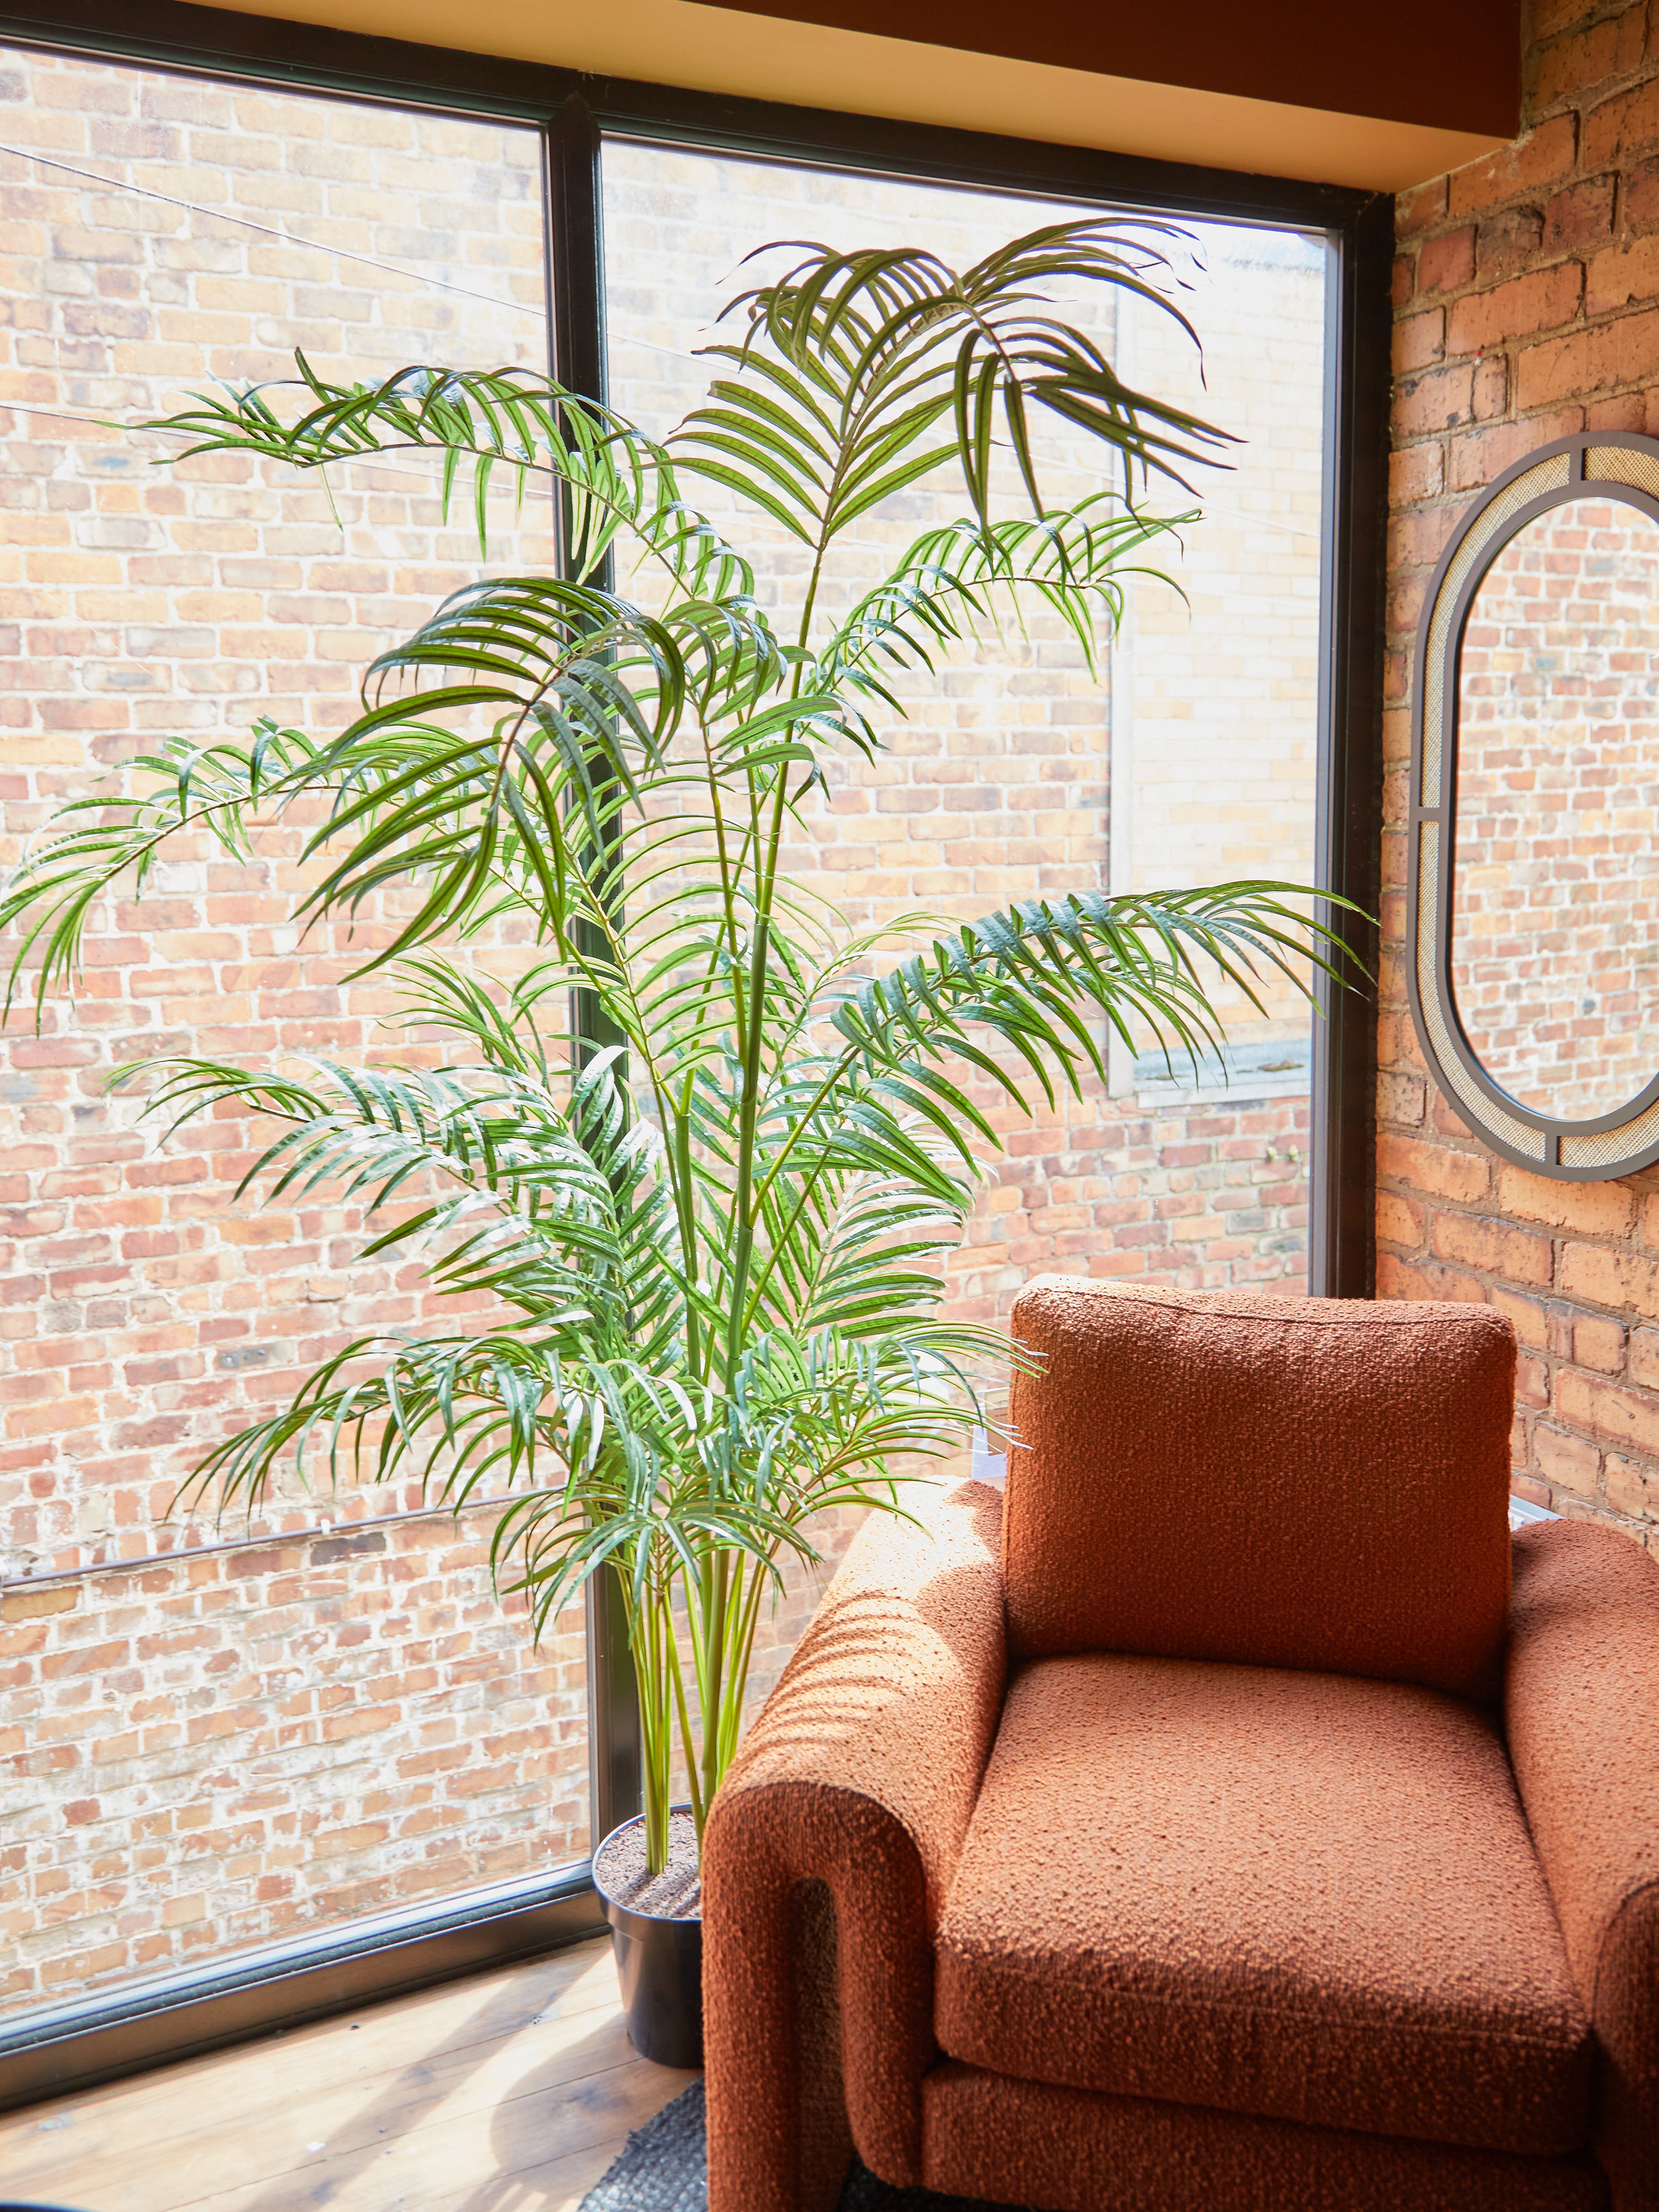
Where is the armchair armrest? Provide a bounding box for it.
[703,1479,1006,2212]
[1506,1519,1659,2210]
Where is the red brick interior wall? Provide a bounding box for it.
[1386,0,1659,1551]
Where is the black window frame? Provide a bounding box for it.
[0,0,1389,2110]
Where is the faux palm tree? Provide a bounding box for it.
[3,223,1350,1875]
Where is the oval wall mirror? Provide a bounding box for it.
[1410,432,1659,1180]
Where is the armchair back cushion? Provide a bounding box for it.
[1005,1280,1515,1698]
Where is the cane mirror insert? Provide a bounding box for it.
[1410,433,1659,1178]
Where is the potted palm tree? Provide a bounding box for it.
[2,222,1350,2066]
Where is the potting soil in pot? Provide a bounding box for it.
[594,1806,701,1919]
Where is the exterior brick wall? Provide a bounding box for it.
[1,1512,586,2011]
[0,48,593,2011]
[1386,0,1659,1552]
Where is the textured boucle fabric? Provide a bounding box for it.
[935,1652,1592,2156]
[1507,1519,1659,2211]
[1004,1280,1515,1697]
[920,2064,1610,2212]
[703,1481,1006,2212]
[702,1323,1652,2212]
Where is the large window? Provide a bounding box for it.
[0,9,1383,2067]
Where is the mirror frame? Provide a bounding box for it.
[1408,429,1659,1182]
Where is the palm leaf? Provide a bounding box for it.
[673,220,1234,579]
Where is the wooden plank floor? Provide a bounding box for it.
[0,1937,697,2212]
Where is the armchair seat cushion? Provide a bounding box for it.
[935,1652,1593,2159]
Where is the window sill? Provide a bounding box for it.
[0,1863,604,2114]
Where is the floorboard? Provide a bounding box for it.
[0,1937,696,2212]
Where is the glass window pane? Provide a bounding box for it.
[1,48,588,2018]
[599,138,1328,1718]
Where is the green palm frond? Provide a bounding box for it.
[147,355,752,595]
[834,881,1355,1105]
[821,499,1193,707]
[0,721,322,1017]
[674,220,1233,575]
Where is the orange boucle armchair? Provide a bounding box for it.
[703,1280,1659,2212]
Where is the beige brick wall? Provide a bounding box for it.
[0,47,591,2012]
[1384,0,1659,1552]
[1,59,1326,2010]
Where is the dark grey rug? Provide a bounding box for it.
[580,2083,1029,2212]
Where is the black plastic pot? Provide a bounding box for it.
[593,1811,703,2069]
